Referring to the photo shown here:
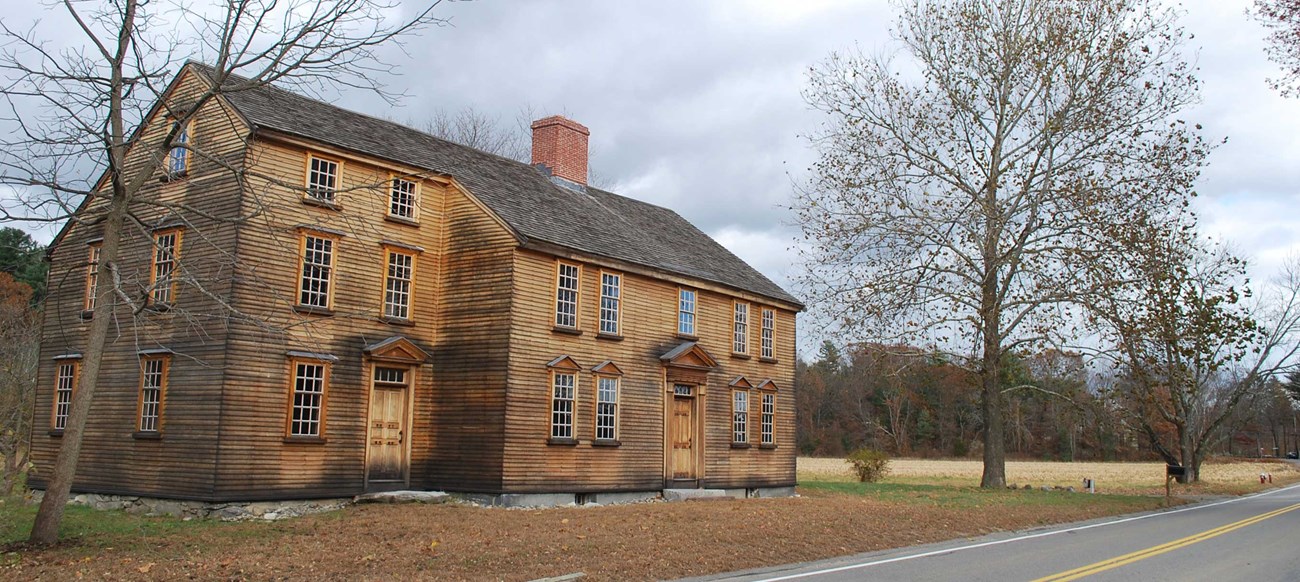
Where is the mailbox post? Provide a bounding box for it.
[1166,464,1186,503]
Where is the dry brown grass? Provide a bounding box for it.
[798,457,1300,495]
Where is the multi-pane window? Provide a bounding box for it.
[678,289,696,335]
[138,357,167,433]
[84,243,102,311]
[167,120,190,176]
[289,360,328,437]
[299,234,335,308]
[390,178,418,220]
[733,302,749,354]
[761,393,775,445]
[52,362,77,431]
[550,372,575,439]
[150,229,181,305]
[733,390,749,443]
[383,250,414,320]
[599,272,621,335]
[307,155,339,202]
[596,376,618,441]
[761,308,775,360]
[374,366,407,386]
[555,262,580,328]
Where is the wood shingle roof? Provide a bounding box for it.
[204,65,801,308]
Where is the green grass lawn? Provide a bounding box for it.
[0,497,259,551]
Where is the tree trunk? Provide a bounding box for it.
[979,279,1006,487]
[29,190,129,544]
[980,362,1006,487]
[1177,429,1197,484]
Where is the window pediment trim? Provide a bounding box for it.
[729,376,754,389]
[547,355,582,371]
[591,360,624,376]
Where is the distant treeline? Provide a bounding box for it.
[795,342,1298,461]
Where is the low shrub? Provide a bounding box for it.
[846,447,891,483]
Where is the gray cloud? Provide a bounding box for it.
[8,0,1299,354]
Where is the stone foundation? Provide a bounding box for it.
[27,490,351,521]
[458,490,662,508]
[26,485,794,516]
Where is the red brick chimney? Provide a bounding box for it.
[530,116,589,186]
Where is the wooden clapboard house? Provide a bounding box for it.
[29,63,803,503]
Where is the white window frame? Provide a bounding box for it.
[595,375,619,441]
[138,356,168,433]
[733,390,749,443]
[389,177,418,220]
[761,393,775,445]
[761,308,775,360]
[599,271,621,335]
[555,262,580,328]
[52,362,77,431]
[298,233,336,309]
[551,371,576,439]
[150,229,182,305]
[288,359,329,437]
[167,120,191,176]
[733,301,749,355]
[383,248,415,320]
[306,155,340,203]
[678,288,696,336]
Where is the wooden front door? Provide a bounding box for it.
[367,367,409,483]
[671,395,697,480]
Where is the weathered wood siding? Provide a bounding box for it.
[32,67,794,501]
[211,134,450,500]
[423,185,515,492]
[29,69,251,500]
[502,249,797,492]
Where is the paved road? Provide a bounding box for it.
[690,483,1300,581]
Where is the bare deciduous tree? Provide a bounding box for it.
[1255,0,1300,97]
[1090,225,1300,481]
[796,0,1209,487]
[0,0,448,544]
[411,106,535,162]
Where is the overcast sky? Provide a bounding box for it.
[12,0,1300,357]
[363,0,1300,354]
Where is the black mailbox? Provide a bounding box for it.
[1166,464,1186,478]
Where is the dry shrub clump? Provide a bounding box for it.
[846,448,891,482]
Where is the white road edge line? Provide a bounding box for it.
[748,482,1300,582]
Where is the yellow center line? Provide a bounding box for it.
[1032,502,1300,582]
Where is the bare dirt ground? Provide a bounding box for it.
[3,457,1289,581]
[2,490,1164,582]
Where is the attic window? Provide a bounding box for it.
[307,155,339,203]
[167,120,191,177]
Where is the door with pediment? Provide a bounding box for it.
[366,365,410,484]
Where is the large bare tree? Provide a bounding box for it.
[0,0,447,544]
[1091,239,1300,481]
[796,0,1209,487]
